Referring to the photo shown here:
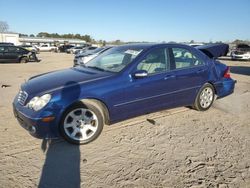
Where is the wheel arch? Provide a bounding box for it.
[207,81,217,95]
[80,98,111,125]
[60,98,111,125]
[19,56,28,62]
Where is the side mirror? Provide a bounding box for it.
[133,70,148,78]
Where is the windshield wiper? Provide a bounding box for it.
[86,66,105,72]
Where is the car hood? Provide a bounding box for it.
[196,43,229,58]
[22,67,113,95]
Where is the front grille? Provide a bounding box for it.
[18,90,28,106]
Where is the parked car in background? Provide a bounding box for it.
[231,44,250,60]
[66,44,91,54]
[74,46,112,66]
[36,44,57,52]
[58,44,74,53]
[0,45,39,63]
[189,43,204,47]
[0,42,14,46]
[19,45,39,53]
[75,46,98,55]
[13,43,236,145]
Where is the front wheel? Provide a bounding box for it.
[193,83,215,111]
[60,102,104,144]
[19,57,28,63]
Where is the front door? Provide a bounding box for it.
[114,47,179,120]
[4,46,19,63]
[0,46,5,62]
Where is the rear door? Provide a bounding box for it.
[169,47,208,105]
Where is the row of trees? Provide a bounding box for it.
[20,32,126,45]
[20,32,93,43]
[0,21,9,32]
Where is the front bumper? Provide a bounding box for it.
[12,98,60,139]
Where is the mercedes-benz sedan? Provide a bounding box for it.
[13,43,236,144]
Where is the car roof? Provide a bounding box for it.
[115,43,191,50]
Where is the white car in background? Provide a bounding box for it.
[73,47,112,66]
[74,46,98,55]
[66,45,91,54]
[231,44,250,60]
[36,44,57,52]
[189,43,204,47]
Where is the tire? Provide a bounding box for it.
[59,101,104,145]
[19,57,28,63]
[193,83,215,111]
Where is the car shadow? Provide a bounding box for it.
[38,139,81,188]
[39,81,82,188]
[230,66,250,76]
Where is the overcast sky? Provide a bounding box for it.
[1,0,250,42]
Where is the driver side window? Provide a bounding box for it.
[137,48,169,75]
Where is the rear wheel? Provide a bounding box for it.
[193,83,215,111]
[60,102,104,144]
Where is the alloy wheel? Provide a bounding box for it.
[63,108,98,141]
[199,87,214,108]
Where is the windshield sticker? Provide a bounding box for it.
[125,49,142,56]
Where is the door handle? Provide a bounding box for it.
[164,75,175,80]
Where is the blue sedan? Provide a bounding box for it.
[13,43,236,144]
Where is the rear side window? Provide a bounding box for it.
[137,48,170,75]
[172,48,204,69]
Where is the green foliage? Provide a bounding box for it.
[36,32,93,42]
[19,33,28,37]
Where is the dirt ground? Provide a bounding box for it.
[0,53,249,188]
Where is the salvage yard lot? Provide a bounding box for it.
[0,52,250,187]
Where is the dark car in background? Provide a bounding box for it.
[231,43,250,60]
[0,42,14,46]
[0,45,39,63]
[58,44,75,53]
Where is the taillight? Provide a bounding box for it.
[223,66,231,78]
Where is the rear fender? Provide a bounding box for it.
[211,60,236,98]
[213,78,236,99]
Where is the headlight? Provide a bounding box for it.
[27,94,51,111]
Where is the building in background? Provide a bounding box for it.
[0,32,86,46]
[0,32,19,45]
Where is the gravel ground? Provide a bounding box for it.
[0,53,249,188]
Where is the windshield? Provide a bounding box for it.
[85,47,143,73]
